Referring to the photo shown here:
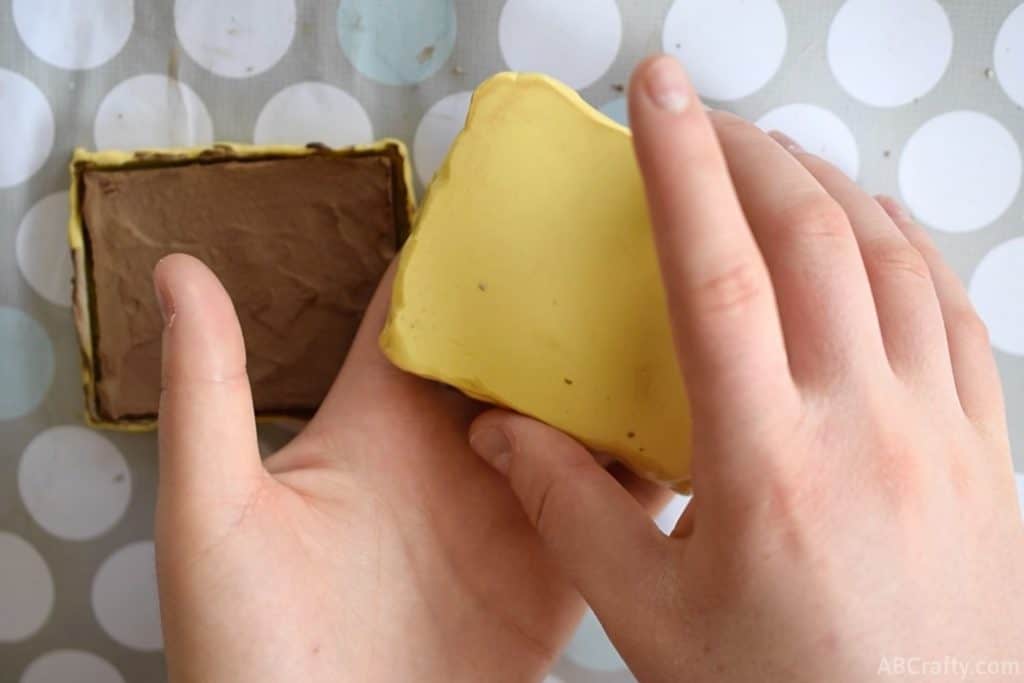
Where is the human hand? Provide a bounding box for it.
[468,56,1024,682]
[152,255,667,682]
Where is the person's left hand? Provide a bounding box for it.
[153,254,665,683]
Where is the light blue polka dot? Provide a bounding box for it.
[337,0,456,86]
[0,307,54,420]
[599,97,629,127]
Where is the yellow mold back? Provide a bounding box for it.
[380,73,692,488]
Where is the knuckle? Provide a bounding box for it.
[948,307,990,345]
[863,238,933,283]
[871,441,927,507]
[692,260,767,317]
[777,195,851,241]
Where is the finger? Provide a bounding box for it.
[709,119,886,386]
[628,55,798,435]
[771,133,953,388]
[154,254,264,505]
[610,464,674,517]
[469,411,668,620]
[876,196,1006,428]
[302,259,476,444]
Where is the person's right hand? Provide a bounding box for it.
[469,56,1024,682]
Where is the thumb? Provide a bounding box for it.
[469,411,667,617]
[153,254,264,512]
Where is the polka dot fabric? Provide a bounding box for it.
[1,1,1023,680]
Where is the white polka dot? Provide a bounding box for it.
[19,426,131,541]
[969,238,1024,357]
[20,650,124,683]
[827,0,952,107]
[899,111,1021,233]
[756,103,861,179]
[16,192,72,307]
[565,607,627,672]
[92,541,163,651]
[542,675,566,683]
[0,533,54,642]
[13,0,133,70]
[663,0,787,101]
[499,0,622,90]
[94,74,214,150]
[995,3,1024,108]
[175,0,296,79]
[654,493,691,535]
[413,91,472,185]
[0,69,54,188]
[253,82,373,147]
[0,307,55,420]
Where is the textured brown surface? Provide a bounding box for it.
[80,154,398,420]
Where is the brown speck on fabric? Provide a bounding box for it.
[418,45,436,63]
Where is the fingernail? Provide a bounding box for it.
[154,263,175,328]
[470,427,513,475]
[768,130,804,154]
[645,56,691,114]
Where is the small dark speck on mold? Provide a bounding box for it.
[627,431,636,439]
[611,83,624,93]
[639,447,646,453]
[563,378,573,385]
[477,282,487,292]
[246,66,254,73]
[675,43,681,49]
[984,67,995,79]
[882,149,891,159]
[114,473,125,483]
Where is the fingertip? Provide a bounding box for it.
[472,409,667,613]
[468,408,516,438]
[153,253,232,317]
[470,410,589,459]
[156,253,246,384]
[629,54,695,118]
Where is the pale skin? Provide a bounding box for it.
[155,56,1024,682]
